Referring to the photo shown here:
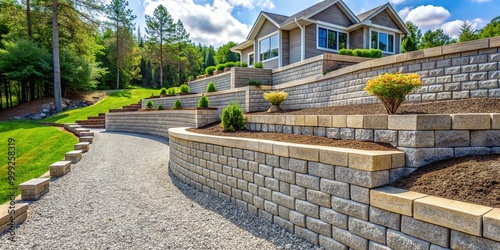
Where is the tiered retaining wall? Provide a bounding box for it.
[188,71,232,93]
[105,110,220,137]
[246,114,500,168]
[272,54,370,86]
[187,67,273,93]
[142,86,272,113]
[168,128,500,250]
[275,37,500,109]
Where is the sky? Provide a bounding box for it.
[125,0,499,48]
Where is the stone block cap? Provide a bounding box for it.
[19,178,50,189]
[0,203,28,225]
[50,161,72,167]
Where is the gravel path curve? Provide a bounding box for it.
[0,131,318,249]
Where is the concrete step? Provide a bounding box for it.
[74,142,90,153]
[0,203,28,234]
[19,178,50,201]
[79,136,93,144]
[65,150,83,163]
[50,161,71,177]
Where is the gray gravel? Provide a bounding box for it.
[0,131,319,249]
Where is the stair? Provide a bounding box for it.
[76,102,142,129]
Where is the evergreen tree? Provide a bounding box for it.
[479,16,500,38]
[402,21,421,52]
[420,29,451,49]
[214,41,239,65]
[458,21,479,42]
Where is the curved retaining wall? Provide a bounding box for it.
[246,113,500,167]
[168,127,500,249]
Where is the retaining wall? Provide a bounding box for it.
[105,110,220,137]
[168,128,500,250]
[275,37,500,109]
[246,114,500,168]
[142,86,272,113]
[188,72,232,93]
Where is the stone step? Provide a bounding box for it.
[87,116,105,120]
[74,128,90,136]
[79,125,105,129]
[79,136,93,144]
[0,203,28,234]
[50,161,71,177]
[65,124,81,133]
[80,131,94,137]
[65,150,83,163]
[19,178,50,201]
[74,142,90,153]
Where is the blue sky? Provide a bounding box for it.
[126,0,499,47]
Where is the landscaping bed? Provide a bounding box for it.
[248,98,500,115]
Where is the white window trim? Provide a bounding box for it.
[316,25,349,53]
[247,52,254,67]
[258,31,280,63]
[369,28,396,54]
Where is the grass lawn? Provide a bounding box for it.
[0,121,78,204]
[43,87,158,124]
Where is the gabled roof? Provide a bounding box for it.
[261,11,289,25]
[357,4,386,22]
[281,0,359,26]
[356,3,410,34]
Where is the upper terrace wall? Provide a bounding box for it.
[275,38,500,109]
[188,72,232,93]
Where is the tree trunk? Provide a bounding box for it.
[27,0,32,40]
[116,19,120,90]
[4,82,9,108]
[52,0,62,112]
[29,78,35,101]
[20,81,27,103]
[159,29,163,87]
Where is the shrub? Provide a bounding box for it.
[247,78,262,87]
[220,102,246,132]
[224,62,236,68]
[179,84,190,93]
[187,75,195,81]
[197,95,210,108]
[263,91,288,105]
[167,88,176,95]
[173,100,182,109]
[338,48,382,58]
[157,104,164,110]
[216,64,226,71]
[241,62,248,67]
[338,48,353,56]
[206,82,217,93]
[205,66,217,75]
[365,72,422,114]
[146,100,154,109]
[254,62,263,68]
[160,87,167,95]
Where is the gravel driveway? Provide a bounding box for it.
[0,131,318,249]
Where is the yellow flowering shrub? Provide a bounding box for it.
[263,91,288,106]
[364,72,422,114]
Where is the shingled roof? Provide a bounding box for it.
[357,3,387,21]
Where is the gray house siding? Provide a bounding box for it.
[289,28,302,64]
[305,24,324,58]
[263,58,279,69]
[371,10,399,30]
[281,30,290,66]
[396,33,401,54]
[311,3,354,27]
[349,28,364,49]
[256,20,279,62]
[241,45,254,64]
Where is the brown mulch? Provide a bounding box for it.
[188,122,396,151]
[0,97,55,121]
[391,154,500,208]
[249,98,500,115]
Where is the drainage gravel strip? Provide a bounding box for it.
[0,130,318,249]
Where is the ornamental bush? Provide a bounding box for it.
[146,100,154,109]
[216,64,226,71]
[364,72,422,114]
[187,75,194,81]
[254,62,263,68]
[179,84,190,93]
[173,100,182,109]
[205,66,217,75]
[160,87,167,95]
[220,102,246,132]
[224,61,236,68]
[167,88,176,95]
[241,62,248,67]
[263,91,288,105]
[338,48,382,58]
[206,82,217,93]
[157,104,164,110]
[247,78,262,87]
[197,95,210,108]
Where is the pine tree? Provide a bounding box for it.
[402,21,422,52]
[458,21,479,42]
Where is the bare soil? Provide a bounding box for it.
[249,98,500,115]
[391,155,500,208]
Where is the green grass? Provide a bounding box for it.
[0,121,78,204]
[43,87,157,124]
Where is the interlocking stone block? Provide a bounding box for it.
[320,179,350,199]
[79,136,93,144]
[414,196,493,236]
[451,230,500,250]
[65,150,83,164]
[306,216,331,237]
[387,229,430,250]
[0,203,28,234]
[471,130,500,146]
[295,226,319,245]
[435,130,470,147]
[296,200,320,218]
[374,130,398,147]
[290,210,306,227]
[264,200,278,215]
[74,128,90,136]
[296,174,320,190]
[331,115,347,127]
[363,115,388,129]
[348,217,387,244]
[274,216,293,233]
[350,185,369,204]
[289,145,318,162]
[398,131,435,147]
[274,168,295,184]
[294,115,305,126]
[369,206,401,230]
[326,128,340,139]
[399,147,454,168]
[289,158,307,173]
[339,128,355,140]
[50,160,71,177]
[455,147,491,157]
[74,142,90,153]
[452,114,491,130]
[331,196,368,220]
[346,115,364,128]
[492,114,500,129]
[317,115,332,127]
[306,189,331,207]
[349,152,394,171]
[483,208,500,242]
[369,241,392,250]
[355,129,374,141]
[19,178,50,201]
[335,167,389,188]
[388,115,451,130]
[320,207,348,229]
[308,162,334,179]
[80,131,94,137]
[331,226,368,250]
[319,235,348,250]
[401,216,450,247]
[304,115,318,126]
[319,149,348,167]
[370,187,428,216]
[272,191,295,210]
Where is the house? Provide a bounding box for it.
[231,0,409,69]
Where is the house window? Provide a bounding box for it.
[248,53,254,66]
[371,31,394,53]
[259,34,279,61]
[318,27,347,51]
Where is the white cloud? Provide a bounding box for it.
[389,0,406,4]
[471,0,490,2]
[441,18,487,38]
[143,0,275,47]
[401,5,451,30]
